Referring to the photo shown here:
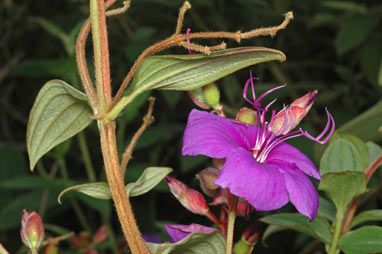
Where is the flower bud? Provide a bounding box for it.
[233,222,260,254]
[236,107,257,125]
[187,89,211,109]
[202,83,221,110]
[93,225,107,244]
[196,167,219,197]
[165,176,209,215]
[272,90,317,134]
[21,210,45,251]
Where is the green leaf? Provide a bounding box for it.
[339,226,382,254]
[27,80,93,170]
[318,172,366,214]
[359,38,382,86]
[126,167,172,197]
[318,196,336,222]
[129,47,285,92]
[367,141,382,169]
[335,15,378,55]
[146,231,226,254]
[320,139,363,174]
[111,47,286,118]
[259,213,332,244]
[58,182,112,204]
[350,210,382,229]
[330,132,369,171]
[339,100,382,142]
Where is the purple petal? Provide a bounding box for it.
[182,109,256,158]
[165,224,216,243]
[278,162,319,220]
[266,142,320,179]
[142,233,162,243]
[214,148,289,211]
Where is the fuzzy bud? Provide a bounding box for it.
[236,107,257,125]
[165,176,209,215]
[272,90,317,134]
[202,83,221,110]
[0,244,9,254]
[21,210,45,251]
[196,167,220,197]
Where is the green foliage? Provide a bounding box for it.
[147,231,226,254]
[260,213,332,244]
[26,80,93,170]
[318,172,367,214]
[338,226,382,254]
[350,210,382,229]
[58,167,172,201]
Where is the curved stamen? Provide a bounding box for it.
[299,108,335,144]
[254,84,286,107]
[243,71,260,108]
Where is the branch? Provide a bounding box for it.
[121,97,155,177]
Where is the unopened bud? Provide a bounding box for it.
[187,89,211,109]
[166,176,209,215]
[272,90,317,134]
[196,167,219,197]
[202,83,221,110]
[21,210,45,251]
[236,107,257,125]
[93,225,108,244]
[233,222,260,254]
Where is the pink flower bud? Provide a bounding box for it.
[93,225,108,244]
[165,176,209,215]
[242,222,260,244]
[21,210,45,251]
[196,167,220,197]
[272,90,317,135]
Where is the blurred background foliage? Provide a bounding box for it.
[0,0,381,253]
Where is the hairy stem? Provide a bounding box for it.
[98,121,150,253]
[90,0,112,111]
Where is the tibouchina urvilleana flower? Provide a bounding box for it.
[182,73,335,220]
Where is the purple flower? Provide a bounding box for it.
[182,74,335,220]
[165,224,217,243]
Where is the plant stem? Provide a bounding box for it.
[329,211,344,254]
[226,194,238,254]
[90,0,112,112]
[98,121,149,253]
[77,132,97,182]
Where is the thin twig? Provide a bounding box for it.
[121,97,155,177]
[175,1,191,35]
[111,8,293,109]
[42,232,75,247]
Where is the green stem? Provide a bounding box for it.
[77,132,97,182]
[226,195,238,254]
[329,211,344,254]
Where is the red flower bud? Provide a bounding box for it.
[166,176,209,215]
[272,90,317,135]
[21,210,45,251]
